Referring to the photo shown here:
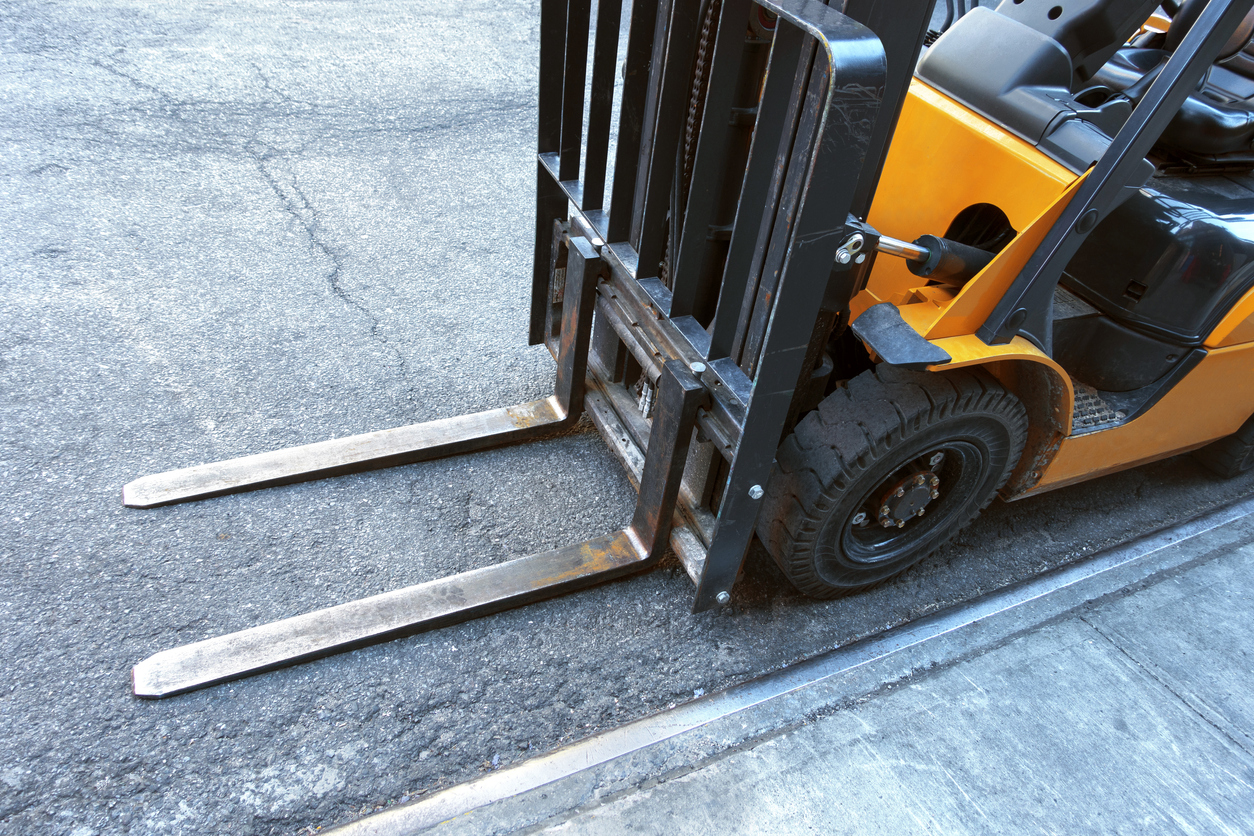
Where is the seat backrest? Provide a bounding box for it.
[1164,0,1254,57]
[995,0,1162,85]
[917,3,1154,173]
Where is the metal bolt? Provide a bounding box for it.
[748,484,764,500]
[852,511,867,525]
[881,519,894,528]
[916,508,926,517]
[914,474,927,486]
[836,250,852,265]
[880,505,891,515]
[930,489,940,499]
[929,475,939,486]
[855,253,866,264]
[895,487,905,497]
[690,361,707,375]
[716,591,731,606]
[896,520,906,528]
[929,452,944,466]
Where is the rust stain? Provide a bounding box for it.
[526,532,641,588]
[506,399,561,429]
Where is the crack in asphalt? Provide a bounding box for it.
[90,57,172,101]
[245,138,412,388]
[251,62,294,104]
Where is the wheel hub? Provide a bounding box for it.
[877,471,941,528]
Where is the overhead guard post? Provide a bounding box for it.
[977,0,1254,352]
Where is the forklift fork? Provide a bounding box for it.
[122,238,605,511]
[128,0,918,697]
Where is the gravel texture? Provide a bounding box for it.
[2,1,1252,834]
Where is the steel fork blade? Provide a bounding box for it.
[122,397,568,508]
[132,530,645,698]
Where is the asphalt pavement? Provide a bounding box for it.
[2,2,1253,834]
[525,509,1254,835]
[341,494,1254,835]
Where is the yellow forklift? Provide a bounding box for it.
[125,0,1254,697]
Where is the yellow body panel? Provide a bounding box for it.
[1206,285,1254,348]
[925,177,1085,340]
[927,334,1074,431]
[1028,342,1254,493]
[860,176,1086,339]
[862,82,1076,310]
[853,79,1254,493]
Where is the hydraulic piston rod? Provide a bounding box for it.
[875,233,929,262]
[874,233,994,287]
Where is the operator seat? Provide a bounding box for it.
[1090,0,1254,161]
[916,0,1164,173]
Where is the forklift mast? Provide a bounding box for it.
[527,0,937,611]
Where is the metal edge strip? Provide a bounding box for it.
[326,493,1254,835]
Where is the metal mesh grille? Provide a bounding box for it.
[1071,379,1122,432]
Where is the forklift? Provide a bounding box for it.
[126,0,1254,697]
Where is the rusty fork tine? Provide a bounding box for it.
[131,360,706,698]
[122,237,604,509]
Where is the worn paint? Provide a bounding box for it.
[507,396,567,429]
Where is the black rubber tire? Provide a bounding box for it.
[757,366,1028,599]
[1191,413,1254,478]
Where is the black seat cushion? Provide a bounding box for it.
[1092,48,1254,156]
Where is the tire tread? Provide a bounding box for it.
[759,366,1027,599]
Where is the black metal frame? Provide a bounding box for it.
[124,0,930,697]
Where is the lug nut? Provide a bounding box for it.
[916,508,926,517]
[896,520,905,528]
[930,489,940,499]
[880,505,890,515]
[929,475,939,486]
[914,474,927,486]
[881,519,894,528]
[895,487,905,497]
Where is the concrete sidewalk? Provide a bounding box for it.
[555,544,1254,835]
[342,501,1254,835]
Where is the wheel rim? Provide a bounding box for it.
[839,440,988,566]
